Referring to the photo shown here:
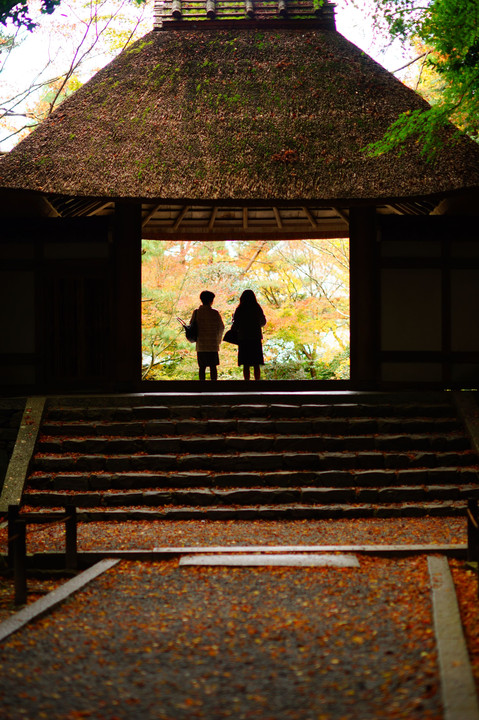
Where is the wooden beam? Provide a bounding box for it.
[114,202,142,389]
[143,228,348,241]
[243,206,248,230]
[349,207,378,388]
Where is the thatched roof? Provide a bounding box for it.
[1,20,479,203]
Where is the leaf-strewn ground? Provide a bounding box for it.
[0,516,477,720]
[0,516,467,554]
[0,556,441,720]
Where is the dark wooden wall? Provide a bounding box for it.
[1,206,478,393]
[1,217,117,392]
[376,216,479,387]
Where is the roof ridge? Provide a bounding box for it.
[154,0,336,28]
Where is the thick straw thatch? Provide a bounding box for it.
[1,26,479,202]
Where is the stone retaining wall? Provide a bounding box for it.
[0,399,26,492]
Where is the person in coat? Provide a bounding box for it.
[232,289,266,380]
[190,290,224,381]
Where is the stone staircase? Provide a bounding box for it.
[21,391,479,519]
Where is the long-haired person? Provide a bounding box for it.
[232,289,266,381]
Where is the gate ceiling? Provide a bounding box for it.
[44,196,439,239]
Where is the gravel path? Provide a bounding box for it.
[0,555,442,720]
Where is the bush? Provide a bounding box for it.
[263,360,309,380]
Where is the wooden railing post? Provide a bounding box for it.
[9,506,27,606]
[65,505,77,571]
[467,499,479,599]
[8,505,19,568]
[206,0,216,18]
[467,499,479,561]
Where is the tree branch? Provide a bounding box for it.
[392,51,428,74]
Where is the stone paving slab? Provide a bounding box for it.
[0,396,45,512]
[0,558,119,642]
[428,556,479,720]
[178,552,360,567]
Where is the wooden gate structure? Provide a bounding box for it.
[1,0,479,392]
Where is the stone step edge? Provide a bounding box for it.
[35,440,472,455]
[22,485,479,508]
[42,416,463,437]
[31,452,479,473]
[33,450,478,460]
[44,396,455,406]
[18,502,467,521]
[26,469,479,491]
[37,432,468,443]
[46,398,454,408]
[29,465,479,484]
[45,406,456,421]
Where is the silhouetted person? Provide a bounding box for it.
[232,289,266,380]
[191,290,224,381]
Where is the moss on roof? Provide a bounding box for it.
[1,27,479,202]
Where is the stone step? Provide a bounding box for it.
[32,449,478,473]
[35,432,471,455]
[44,401,456,422]
[26,467,479,491]
[40,416,462,437]
[22,391,478,520]
[45,390,452,407]
[22,483,479,508]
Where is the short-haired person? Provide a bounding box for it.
[191,291,224,381]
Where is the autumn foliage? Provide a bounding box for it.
[142,239,350,380]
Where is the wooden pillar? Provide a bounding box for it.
[114,202,142,390]
[349,207,379,388]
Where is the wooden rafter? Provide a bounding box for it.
[332,207,349,225]
[172,205,190,231]
[208,206,218,230]
[42,196,62,218]
[273,206,283,229]
[142,202,163,227]
[42,197,436,238]
[302,205,318,229]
